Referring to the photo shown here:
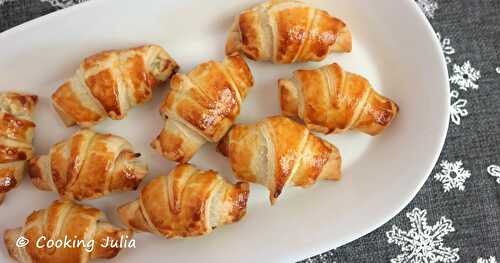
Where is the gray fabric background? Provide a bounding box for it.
[1,0,499,262]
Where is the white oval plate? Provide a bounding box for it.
[0,0,449,262]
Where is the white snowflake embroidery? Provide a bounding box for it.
[40,0,88,8]
[478,256,497,263]
[434,160,471,192]
[387,208,460,263]
[450,90,468,125]
[450,61,481,91]
[487,165,500,184]
[496,67,500,74]
[436,33,455,64]
[415,0,439,19]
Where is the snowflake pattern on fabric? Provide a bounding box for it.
[434,160,471,192]
[478,256,497,263]
[487,165,500,184]
[415,0,439,19]
[450,61,481,91]
[387,208,460,263]
[436,33,455,64]
[450,90,468,126]
[496,67,500,74]
[40,0,87,8]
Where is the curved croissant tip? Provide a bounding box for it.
[333,26,352,53]
[216,135,230,157]
[116,200,151,233]
[279,79,300,117]
[394,102,400,115]
[4,228,21,261]
[116,201,135,227]
[28,156,53,192]
[28,94,39,104]
[225,19,242,56]
[269,189,282,206]
[228,182,251,222]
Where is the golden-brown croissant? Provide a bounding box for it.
[217,116,341,204]
[29,129,147,200]
[279,63,399,135]
[4,199,132,263]
[52,45,179,127]
[226,0,352,64]
[151,53,254,163]
[117,164,249,238]
[0,92,38,205]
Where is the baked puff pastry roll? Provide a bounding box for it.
[4,199,132,263]
[52,45,179,127]
[226,0,352,64]
[217,116,341,204]
[0,92,38,205]
[151,53,253,163]
[29,129,147,200]
[279,63,399,135]
[117,164,249,238]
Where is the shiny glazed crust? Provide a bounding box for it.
[117,164,249,238]
[151,53,254,163]
[226,0,352,63]
[29,129,147,200]
[279,63,399,135]
[0,92,38,205]
[217,116,341,204]
[4,200,132,263]
[52,45,179,127]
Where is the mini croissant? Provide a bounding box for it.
[279,63,399,135]
[226,0,352,64]
[29,129,147,200]
[52,45,179,127]
[217,116,341,204]
[118,164,249,238]
[4,199,132,263]
[0,92,38,205]
[151,53,254,163]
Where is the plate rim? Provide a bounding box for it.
[0,0,451,261]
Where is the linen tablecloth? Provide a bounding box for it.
[1,0,499,262]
